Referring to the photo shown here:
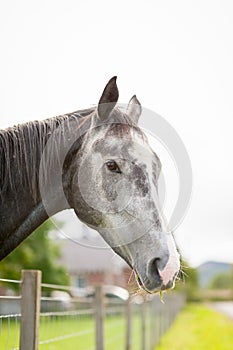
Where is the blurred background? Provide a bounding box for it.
[1,0,233,267]
[0,1,233,349]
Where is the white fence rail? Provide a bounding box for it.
[0,270,186,350]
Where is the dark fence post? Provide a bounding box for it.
[20,270,41,350]
[95,286,104,350]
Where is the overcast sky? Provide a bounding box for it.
[1,0,233,266]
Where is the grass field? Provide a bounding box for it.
[156,303,233,350]
[0,313,142,350]
[3,303,231,349]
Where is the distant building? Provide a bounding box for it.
[58,235,134,291]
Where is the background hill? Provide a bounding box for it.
[197,261,232,288]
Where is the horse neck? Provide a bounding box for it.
[0,112,91,259]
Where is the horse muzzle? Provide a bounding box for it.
[135,258,179,293]
[135,235,180,293]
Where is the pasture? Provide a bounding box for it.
[156,303,233,350]
[0,313,142,350]
[0,272,185,350]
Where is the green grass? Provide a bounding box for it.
[0,312,142,350]
[6,304,233,350]
[156,303,233,350]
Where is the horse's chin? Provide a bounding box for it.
[135,272,175,294]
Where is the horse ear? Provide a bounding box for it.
[127,95,142,124]
[97,76,119,120]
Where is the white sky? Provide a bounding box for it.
[1,0,233,266]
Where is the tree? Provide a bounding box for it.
[208,272,232,290]
[0,219,70,291]
[230,264,233,292]
[175,259,200,301]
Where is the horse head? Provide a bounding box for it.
[68,77,180,293]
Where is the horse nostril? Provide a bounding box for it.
[147,258,162,282]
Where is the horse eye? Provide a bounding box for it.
[105,160,121,174]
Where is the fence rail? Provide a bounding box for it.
[0,270,186,350]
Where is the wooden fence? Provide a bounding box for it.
[0,270,186,350]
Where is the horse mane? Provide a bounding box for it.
[0,106,140,201]
[0,108,94,199]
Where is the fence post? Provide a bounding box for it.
[125,296,132,350]
[95,286,104,350]
[20,270,41,350]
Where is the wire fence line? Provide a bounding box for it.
[0,278,21,350]
[0,270,186,350]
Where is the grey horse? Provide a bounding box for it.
[0,77,180,293]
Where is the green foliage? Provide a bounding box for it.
[208,272,232,290]
[174,259,200,301]
[0,219,70,290]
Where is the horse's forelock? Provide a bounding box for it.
[103,109,145,141]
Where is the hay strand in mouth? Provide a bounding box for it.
[160,290,165,304]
